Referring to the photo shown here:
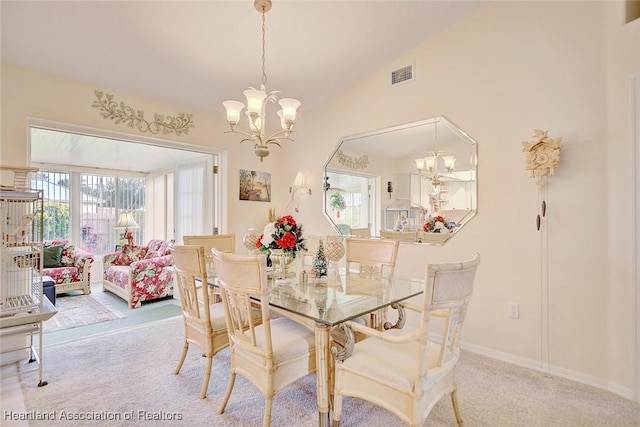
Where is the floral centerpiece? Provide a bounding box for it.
[256,214,307,259]
[423,215,454,233]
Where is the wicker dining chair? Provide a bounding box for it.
[344,237,399,329]
[183,234,235,302]
[332,253,481,427]
[172,245,229,399]
[212,249,316,427]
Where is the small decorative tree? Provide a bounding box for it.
[313,239,328,278]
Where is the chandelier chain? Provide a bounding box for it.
[261,7,267,88]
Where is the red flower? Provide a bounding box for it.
[255,234,264,249]
[275,231,297,249]
[280,215,296,227]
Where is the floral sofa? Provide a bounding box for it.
[102,239,175,308]
[43,240,94,295]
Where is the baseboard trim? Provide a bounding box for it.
[461,341,633,401]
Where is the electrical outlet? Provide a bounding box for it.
[508,302,519,319]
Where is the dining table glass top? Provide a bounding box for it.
[266,270,423,326]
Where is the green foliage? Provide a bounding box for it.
[329,192,346,211]
[42,203,69,241]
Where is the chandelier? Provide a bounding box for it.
[222,0,301,162]
[415,153,456,194]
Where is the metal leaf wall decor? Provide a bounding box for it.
[336,149,369,170]
[92,91,195,136]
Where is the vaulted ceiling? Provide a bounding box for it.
[2,1,485,172]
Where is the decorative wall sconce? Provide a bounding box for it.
[287,170,312,213]
[387,181,393,200]
[522,129,562,230]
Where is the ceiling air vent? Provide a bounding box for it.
[391,65,413,86]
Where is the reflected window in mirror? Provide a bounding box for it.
[324,171,375,236]
[323,116,477,245]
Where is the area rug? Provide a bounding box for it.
[18,317,639,427]
[43,293,125,332]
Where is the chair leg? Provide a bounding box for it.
[199,355,213,399]
[263,393,273,427]
[450,388,464,426]
[217,372,237,414]
[174,342,189,375]
[332,389,343,426]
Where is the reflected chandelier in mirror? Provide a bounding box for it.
[323,116,477,245]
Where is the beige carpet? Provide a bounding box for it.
[43,293,125,332]
[20,316,639,426]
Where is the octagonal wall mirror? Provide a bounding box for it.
[323,116,477,245]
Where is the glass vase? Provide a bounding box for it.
[242,228,258,254]
[325,235,345,276]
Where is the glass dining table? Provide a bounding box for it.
[205,260,423,426]
[261,267,424,427]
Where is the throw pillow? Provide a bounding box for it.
[43,244,64,268]
[117,244,148,265]
[144,250,162,259]
[60,243,75,266]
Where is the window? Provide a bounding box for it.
[33,171,147,254]
[32,171,70,241]
[29,121,222,253]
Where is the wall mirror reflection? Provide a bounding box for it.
[323,116,477,245]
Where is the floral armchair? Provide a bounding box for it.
[43,240,94,295]
[102,239,175,308]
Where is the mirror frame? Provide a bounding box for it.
[323,116,477,245]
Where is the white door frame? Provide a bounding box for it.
[633,73,640,403]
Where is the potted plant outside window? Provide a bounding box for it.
[329,192,346,218]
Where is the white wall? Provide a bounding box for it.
[1,0,638,400]
[286,1,639,398]
[0,63,292,241]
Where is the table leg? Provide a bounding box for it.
[314,322,331,427]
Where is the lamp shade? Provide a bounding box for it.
[293,170,305,188]
[278,98,301,121]
[115,212,138,229]
[442,156,456,171]
[424,156,437,171]
[223,100,245,123]
[243,89,268,114]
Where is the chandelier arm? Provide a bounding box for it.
[264,129,295,142]
[225,129,258,140]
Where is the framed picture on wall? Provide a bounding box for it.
[239,169,271,202]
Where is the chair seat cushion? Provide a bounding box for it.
[248,317,315,364]
[104,265,130,289]
[43,266,81,284]
[341,335,444,391]
[208,302,229,330]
